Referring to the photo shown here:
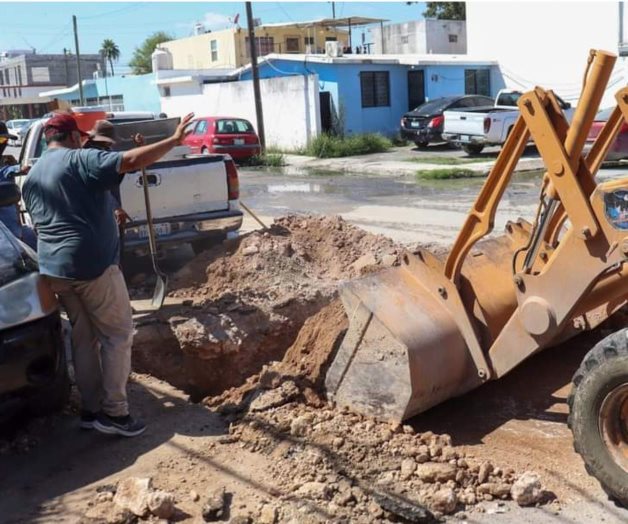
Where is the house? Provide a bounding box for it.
[370,19,467,55]
[0,50,103,119]
[237,53,502,137]
[466,2,627,107]
[160,20,350,70]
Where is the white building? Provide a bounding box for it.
[466,1,627,107]
[371,19,467,55]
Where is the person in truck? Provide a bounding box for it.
[23,111,194,437]
[0,121,37,249]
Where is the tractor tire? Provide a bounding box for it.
[568,329,628,507]
[414,140,429,149]
[462,144,484,155]
[26,343,71,417]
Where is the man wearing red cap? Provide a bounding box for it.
[23,111,193,437]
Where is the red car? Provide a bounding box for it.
[183,116,261,160]
[586,107,628,161]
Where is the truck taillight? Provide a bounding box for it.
[226,159,239,200]
[428,116,443,128]
[484,117,491,134]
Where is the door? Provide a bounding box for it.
[319,92,333,133]
[407,70,425,111]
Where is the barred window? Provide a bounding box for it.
[465,69,490,96]
[360,71,390,108]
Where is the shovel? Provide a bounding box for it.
[140,166,167,309]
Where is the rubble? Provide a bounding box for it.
[202,487,228,521]
[511,471,544,506]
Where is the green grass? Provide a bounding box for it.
[416,168,483,180]
[242,152,285,167]
[304,133,392,158]
[405,156,490,165]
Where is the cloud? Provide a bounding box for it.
[201,12,232,30]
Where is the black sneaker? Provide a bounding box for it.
[80,411,99,430]
[93,413,146,437]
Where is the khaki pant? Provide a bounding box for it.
[47,265,133,417]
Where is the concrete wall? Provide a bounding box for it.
[466,2,626,107]
[160,74,321,149]
[161,25,349,70]
[371,20,466,54]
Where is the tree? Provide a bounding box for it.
[129,31,174,75]
[100,39,120,77]
[422,2,466,20]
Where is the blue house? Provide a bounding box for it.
[239,54,505,137]
[40,73,162,113]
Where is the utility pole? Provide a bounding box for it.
[72,15,85,105]
[63,48,69,85]
[245,2,265,150]
[331,2,336,19]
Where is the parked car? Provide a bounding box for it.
[183,117,261,160]
[6,119,33,146]
[400,95,494,148]
[19,115,244,256]
[442,89,574,155]
[585,107,628,161]
[0,182,70,419]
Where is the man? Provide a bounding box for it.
[23,112,194,437]
[84,120,130,228]
[0,121,36,249]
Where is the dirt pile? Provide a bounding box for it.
[133,215,400,400]
[216,400,552,522]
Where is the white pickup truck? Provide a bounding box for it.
[442,89,573,155]
[17,115,243,257]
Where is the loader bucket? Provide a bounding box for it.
[325,228,531,423]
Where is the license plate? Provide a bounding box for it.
[139,223,171,239]
[460,135,471,143]
[233,138,245,145]
[410,121,420,128]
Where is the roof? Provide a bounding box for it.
[235,53,498,75]
[39,80,95,98]
[257,16,387,29]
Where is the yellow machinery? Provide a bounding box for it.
[325,50,628,504]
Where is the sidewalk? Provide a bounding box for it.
[279,146,545,177]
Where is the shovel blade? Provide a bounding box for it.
[151,273,168,310]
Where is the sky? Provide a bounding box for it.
[0,2,427,74]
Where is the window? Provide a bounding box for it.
[304,36,314,46]
[216,119,254,134]
[195,120,208,135]
[210,40,218,62]
[325,36,337,42]
[448,34,458,43]
[245,37,275,57]
[286,37,299,53]
[163,86,171,97]
[401,36,409,45]
[465,69,490,97]
[360,71,390,108]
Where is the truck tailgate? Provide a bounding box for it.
[120,155,229,221]
[443,109,488,136]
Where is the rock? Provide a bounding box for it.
[229,517,252,524]
[332,437,344,449]
[290,414,312,437]
[416,445,430,463]
[458,490,477,505]
[113,477,152,517]
[190,490,200,502]
[478,461,494,484]
[415,463,457,483]
[479,483,512,499]
[249,381,299,412]
[372,492,436,523]
[95,491,114,504]
[202,487,227,521]
[295,481,331,500]
[242,245,259,256]
[334,489,355,507]
[428,443,442,459]
[381,254,397,267]
[367,501,384,517]
[441,446,457,461]
[83,505,136,524]
[147,490,175,519]
[259,504,278,524]
[511,471,543,506]
[430,488,457,515]
[351,253,377,273]
[400,458,417,480]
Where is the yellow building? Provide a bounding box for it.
[161,21,350,70]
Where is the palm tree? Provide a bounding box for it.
[100,39,120,77]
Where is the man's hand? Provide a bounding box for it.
[173,113,195,145]
[114,208,131,226]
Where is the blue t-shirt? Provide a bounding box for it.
[23,147,123,280]
[0,164,21,238]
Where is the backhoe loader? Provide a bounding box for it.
[325,50,628,505]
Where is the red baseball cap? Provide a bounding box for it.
[44,113,89,139]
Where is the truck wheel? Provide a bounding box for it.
[568,329,628,506]
[462,144,484,155]
[26,343,71,417]
[414,140,429,149]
